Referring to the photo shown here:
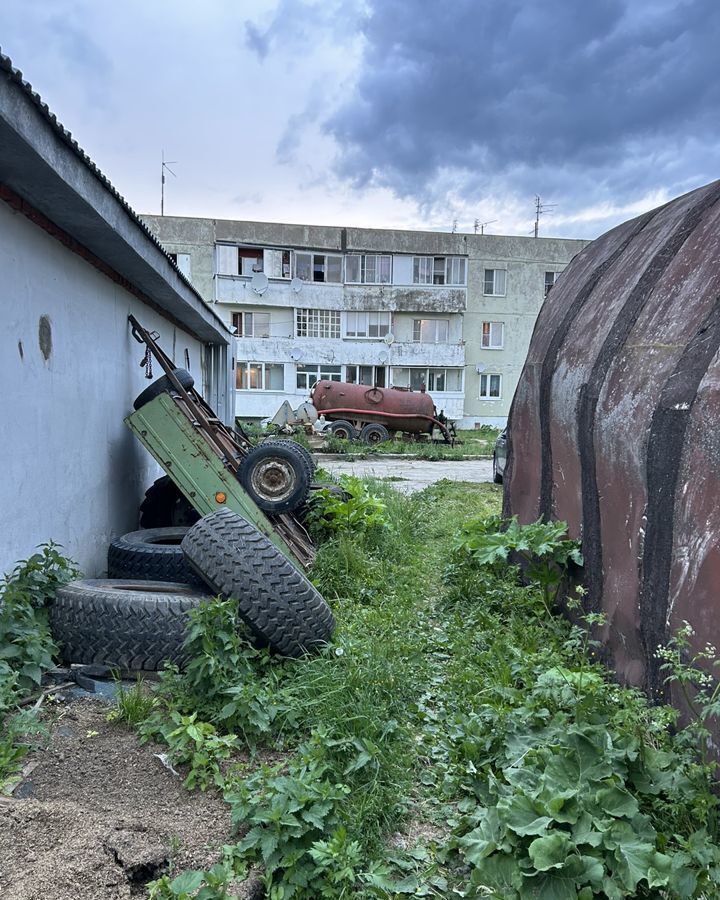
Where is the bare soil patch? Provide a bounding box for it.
[0,697,252,900]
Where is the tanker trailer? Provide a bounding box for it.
[310,380,455,444]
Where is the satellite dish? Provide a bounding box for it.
[290,349,303,362]
[250,272,269,295]
[378,351,389,363]
[291,277,303,293]
[475,363,486,374]
[383,332,395,345]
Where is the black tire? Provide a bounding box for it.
[327,420,357,441]
[238,443,311,514]
[50,579,213,670]
[139,476,200,529]
[181,509,335,657]
[108,527,205,587]
[359,423,390,445]
[133,369,194,411]
[261,438,316,476]
[493,454,503,484]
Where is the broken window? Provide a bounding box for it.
[346,311,391,338]
[236,362,284,390]
[412,319,450,343]
[264,249,292,279]
[481,321,504,349]
[296,308,341,339]
[484,269,507,296]
[168,252,191,278]
[232,312,271,338]
[239,248,264,276]
[479,373,502,398]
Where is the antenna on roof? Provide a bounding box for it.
[533,196,556,238]
[451,219,458,233]
[475,219,497,235]
[161,150,178,216]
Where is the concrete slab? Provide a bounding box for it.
[314,454,494,493]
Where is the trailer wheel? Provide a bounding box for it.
[260,438,316,476]
[139,476,200,529]
[359,423,390,445]
[108,527,205,586]
[238,443,311,514]
[133,368,194,411]
[327,420,357,441]
[181,509,335,657]
[50,579,212,670]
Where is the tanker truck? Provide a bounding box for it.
[269,380,456,445]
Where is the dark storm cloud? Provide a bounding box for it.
[325,0,720,207]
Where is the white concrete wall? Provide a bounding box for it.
[0,202,206,577]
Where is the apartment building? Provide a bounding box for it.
[143,215,587,426]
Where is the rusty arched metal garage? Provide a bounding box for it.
[506,179,720,703]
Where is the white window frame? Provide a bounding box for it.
[479,373,502,399]
[481,321,504,349]
[236,362,284,391]
[344,254,391,284]
[447,257,467,285]
[296,308,341,339]
[413,256,467,286]
[412,318,450,343]
[294,252,343,283]
[345,311,391,339]
[544,270,561,296]
[296,363,342,391]
[232,311,271,338]
[391,367,463,392]
[484,269,507,296]
[413,256,434,285]
[345,364,387,387]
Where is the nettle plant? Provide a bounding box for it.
[305,476,388,539]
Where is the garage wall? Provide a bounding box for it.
[0,201,205,578]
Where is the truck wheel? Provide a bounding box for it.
[327,420,357,441]
[139,476,200,529]
[133,369,194,411]
[359,423,390,445]
[50,579,213,670]
[108,528,205,586]
[181,509,335,657]
[238,443,310,514]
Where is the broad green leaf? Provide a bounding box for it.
[594,785,639,819]
[501,794,553,837]
[528,833,571,871]
[170,870,205,894]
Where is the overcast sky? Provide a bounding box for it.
[1,0,718,239]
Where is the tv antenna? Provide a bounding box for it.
[474,219,497,235]
[451,219,458,234]
[533,195,556,238]
[161,150,178,216]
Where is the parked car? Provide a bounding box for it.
[493,429,507,483]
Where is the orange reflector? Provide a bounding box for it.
[214,492,227,504]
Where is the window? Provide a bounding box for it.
[215,245,291,279]
[296,308,341,339]
[345,311,391,338]
[168,252,191,278]
[544,271,561,296]
[346,365,386,387]
[481,321,504,349]
[484,269,507,296]
[413,319,449,343]
[232,312,271,338]
[479,373,502,399]
[413,257,467,286]
[345,254,391,284]
[296,364,342,390]
[391,367,463,392]
[236,362,284,390]
[295,253,342,283]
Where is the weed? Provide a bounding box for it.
[107,675,157,728]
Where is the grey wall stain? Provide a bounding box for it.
[38,315,52,361]
[17,340,24,360]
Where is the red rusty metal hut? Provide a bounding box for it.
[506,179,720,704]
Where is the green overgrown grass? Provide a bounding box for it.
[131,480,720,898]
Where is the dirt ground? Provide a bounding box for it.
[315,454,494,492]
[0,697,258,900]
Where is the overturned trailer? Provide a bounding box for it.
[506,179,720,713]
